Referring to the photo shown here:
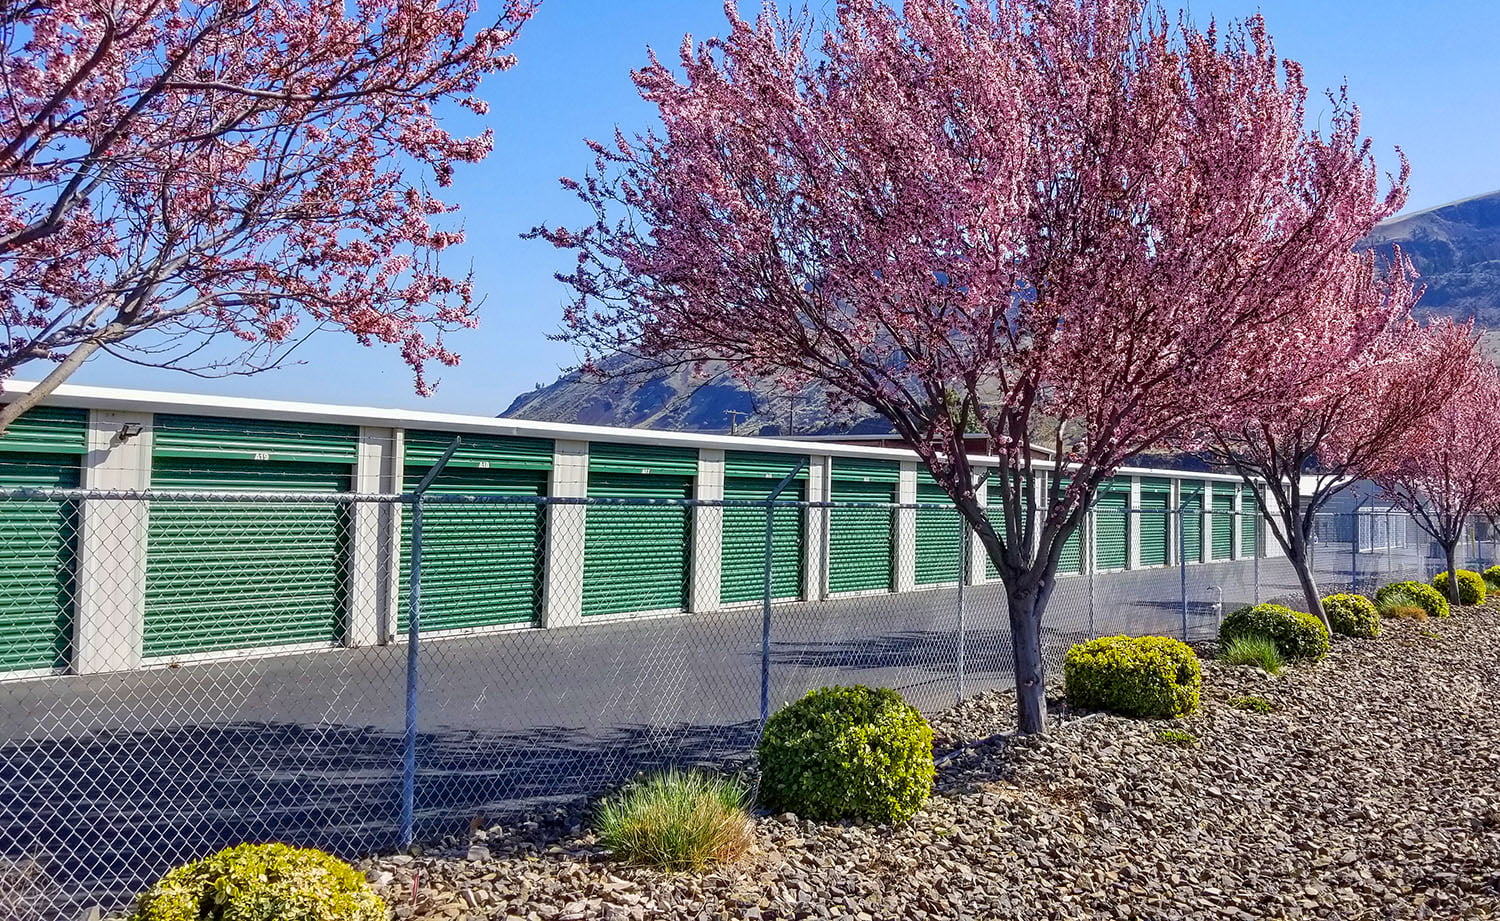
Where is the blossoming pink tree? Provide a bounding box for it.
[1201,251,1477,624]
[0,0,538,432]
[534,0,1406,733]
[1376,361,1500,603]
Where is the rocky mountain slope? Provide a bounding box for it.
[504,190,1500,432]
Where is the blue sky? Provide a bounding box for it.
[68,0,1500,415]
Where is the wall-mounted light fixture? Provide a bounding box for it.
[117,422,143,441]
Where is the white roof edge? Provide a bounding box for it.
[2,380,1248,481]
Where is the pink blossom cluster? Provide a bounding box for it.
[1,0,537,421]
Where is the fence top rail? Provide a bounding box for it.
[0,488,1296,513]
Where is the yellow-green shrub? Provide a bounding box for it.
[1431,569,1486,606]
[1321,593,1381,638]
[1375,580,1450,619]
[1219,603,1329,661]
[757,686,934,823]
[1483,565,1500,592]
[127,843,385,921]
[1063,635,1201,719]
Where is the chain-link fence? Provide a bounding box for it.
[0,484,1481,919]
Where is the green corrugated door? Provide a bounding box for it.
[1139,477,1171,567]
[915,479,962,585]
[0,406,87,672]
[400,431,553,632]
[1240,487,1260,558]
[1094,480,1130,571]
[582,444,696,617]
[1211,483,1235,560]
[1179,480,1204,563]
[829,460,898,594]
[144,416,357,658]
[1050,475,1082,575]
[721,452,805,605]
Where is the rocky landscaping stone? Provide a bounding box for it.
[362,604,1500,920]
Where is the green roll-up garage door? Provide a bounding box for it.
[0,406,87,672]
[1240,487,1261,558]
[582,444,696,617]
[829,460,898,594]
[400,431,553,632]
[1179,480,1204,564]
[1139,477,1171,567]
[721,452,805,605]
[915,477,962,585]
[1211,482,1235,561]
[144,415,357,658]
[1094,478,1130,571]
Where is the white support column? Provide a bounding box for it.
[1169,479,1182,566]
[804,455,830,600]
[350,426,399,647]
[74,410,153,675]
[691,449,724,613]
[1128,476,1143,570]
[894,462,918,593]
[1199,482,1212,565]
[1233,485,1245,560]
[541,440,589,628]
[969,467,990,584]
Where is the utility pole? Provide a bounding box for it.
[725,409,748,435]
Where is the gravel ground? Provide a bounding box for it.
[362,604,1500,920]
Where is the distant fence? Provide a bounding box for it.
[0,488,1481,920]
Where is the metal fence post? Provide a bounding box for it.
[1350,507,1360,594]
[760,461,806,728]
[400,437,460,851]
[1253,523,1261,605]
[1178,506,1188,642]
[956,516,968,705]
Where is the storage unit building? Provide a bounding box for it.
[0,407,86,673]
[143,415,357,659]
[581,444,696,617]
[400,431,552,633]
[828,459,898,593]
[720,451,807,604]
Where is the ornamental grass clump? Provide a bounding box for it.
[1063,635,1201,719]
[1431,569,1486,606]
[1321,593,1381,638]
[757,685,934,824]
[1375,580,1450,619]
[594,770,753,872]
[1219,634,1285,674]
[1228,695,1276,714]
[127,843,386,921]
[1219,603,1329,662]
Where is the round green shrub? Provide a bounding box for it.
[128,843,386,921]
[1375,580,1451,619]
[757,685,934,824]
[1063,635,1201,719]
[1431,569,1486,606]
[1218,603,1330,662]
[1321,593,1381,639]
[1483,564,1500,592]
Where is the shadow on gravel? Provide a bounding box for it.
[0,718,760,917]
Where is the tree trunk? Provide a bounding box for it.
[1443,541,1460,604]
[1285,533,1331,629]
[1005,583,1047,735]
